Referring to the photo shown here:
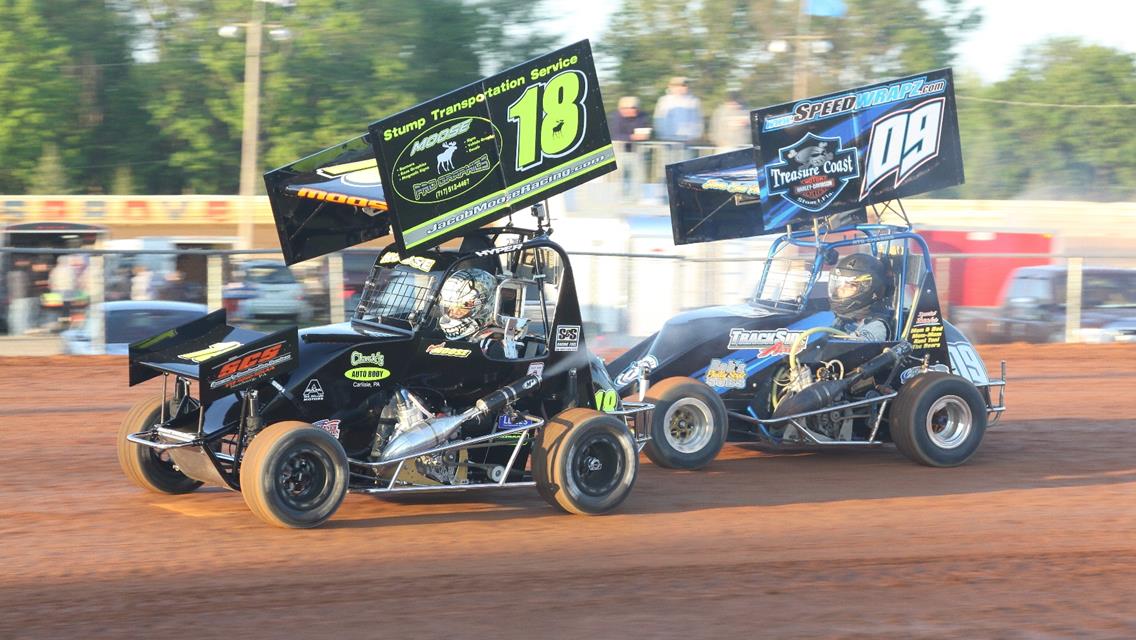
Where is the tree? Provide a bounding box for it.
[27,144,71,194]
[0,0,80,192]
[599,0,982,134]
[956,39,1136,200]
[131,0,554,194]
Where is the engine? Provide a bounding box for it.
[368,375,542,484]
[772,343,911,442]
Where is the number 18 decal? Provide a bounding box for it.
[860,97,944,199]
[505,70,588,172]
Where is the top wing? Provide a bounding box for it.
[666,68,964,245]
[265,39,615,265]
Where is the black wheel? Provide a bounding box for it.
[117,396,203,494]
[533,408,637,515]
[890,372,987,467]
[641,377,728,470]
[240,421,349,528]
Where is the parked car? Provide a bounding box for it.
[954,265,1136,343]
[61,300,208,355]
[228,260,310,325]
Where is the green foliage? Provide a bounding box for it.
[0,0,80,192]
[27,143,71,194]
[0,0,1133,201]
[599,0,982,125]
[957,39,1136,200]
[0,0,550,195]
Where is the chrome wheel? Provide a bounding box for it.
[662,397,714,454]
[925,395,973,449]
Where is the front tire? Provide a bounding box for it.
[533,408,637,515]
[642,377,728,470]
[240,421,349,528]
[890,372,987,467]
[117,396,203,494]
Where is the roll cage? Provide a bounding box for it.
[753,220,934,342]
[350,226,566,352]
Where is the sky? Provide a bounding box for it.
[549,0,1136,84]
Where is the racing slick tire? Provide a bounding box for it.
[890,372,987,467]
[240,421,349,528]
[117,396,203,495]
[533,408,637,515]
[641,377,728,470]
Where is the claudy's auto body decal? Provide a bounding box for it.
[344,350,390,385]
[370,40,615,254]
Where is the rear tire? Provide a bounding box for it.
[642,377,728,470]
[240,421,349,528]
[533,408,637,515]
[890,372,987,467]
[117,396,203,494]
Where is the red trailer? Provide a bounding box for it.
[916,228,1055,309]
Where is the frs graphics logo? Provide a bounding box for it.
[860,98,945,200]
[727,328,806,357]
[765,133,859,212]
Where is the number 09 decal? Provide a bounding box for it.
[505,70,588,171]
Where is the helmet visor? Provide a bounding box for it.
[828,272,872,301]
[443,301,474,320]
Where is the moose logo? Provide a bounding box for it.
[436,141,458,173]
[765,132,859,212]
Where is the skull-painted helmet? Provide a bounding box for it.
[438,268,497,340]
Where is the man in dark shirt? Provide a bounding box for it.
[608,96,651,144]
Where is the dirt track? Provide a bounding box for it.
[1,344,1134,639]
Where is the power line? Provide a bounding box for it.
[957,95,1136,109]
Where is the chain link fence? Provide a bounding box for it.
[4,245,1135,355]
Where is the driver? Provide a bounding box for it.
[438,268,497,340]
[828,253,890,341]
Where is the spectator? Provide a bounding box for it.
[608,96,651,144]
[710,91,751,149]
[6,257,35,335]
[131,264,154,301]
[157,270,189,301]
[653,76,704,144]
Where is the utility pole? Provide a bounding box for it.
[793,0,811,99]
[237,0,265,249]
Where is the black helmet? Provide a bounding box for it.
[828,253,887,318]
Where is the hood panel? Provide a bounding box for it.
[609,302,834,391]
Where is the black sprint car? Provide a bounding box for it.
[608,218,1007,469]
[609,68,1006,469]
[116,42,662,528]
